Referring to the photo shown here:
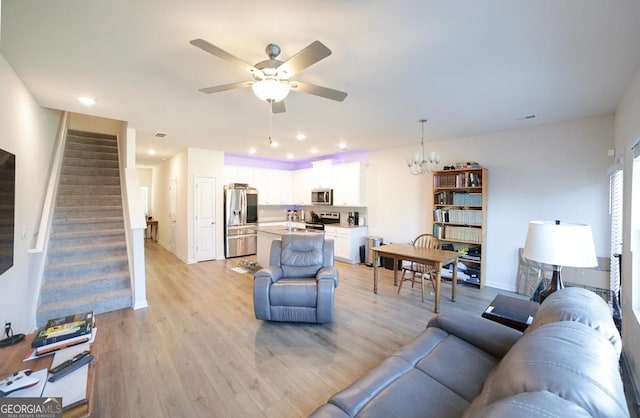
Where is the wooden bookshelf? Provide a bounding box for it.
[433,168,487,288]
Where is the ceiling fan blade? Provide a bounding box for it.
[190,39,259,75]
[277,41,332,76]
[271,100,286,113]
[198,81,252,94]
[291,81,348,102]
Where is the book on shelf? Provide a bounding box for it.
[31,311,94,348]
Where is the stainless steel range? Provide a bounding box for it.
[305,211,340,231]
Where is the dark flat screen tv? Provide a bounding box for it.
[0,148,15,275]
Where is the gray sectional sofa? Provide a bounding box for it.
[310,287,628,417]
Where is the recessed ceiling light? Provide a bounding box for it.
[148,150,156,156]
[310,147,318,154]
[249,147,256,154]
[78,96,96,106]
[287,153,294,159]
[270,141,279,148]
[339,142,347,150]
[296,133,306,140]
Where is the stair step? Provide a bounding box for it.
[57,184,122,196]
[62,156,119,169]
[65,141,118,154]
[64,149,119,161]
[54,206,123,220]
[47,242,127,264]
[36,288,132,328]
[66,129,117,141]
[61,165,120,177]
[59,174,121,186]
[51,218,124,234]
[49,228,126,248]
[56,195,122,207]
[44,256,129,281]
[40,271,130,304]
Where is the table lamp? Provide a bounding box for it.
[523,220,598,303]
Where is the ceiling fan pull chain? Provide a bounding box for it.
[268,101,273,145]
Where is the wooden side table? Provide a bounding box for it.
[482,294,540,332]
[146,220,158,241]
[0,331,97,417]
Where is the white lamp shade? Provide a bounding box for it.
[523,221,598,267]
[251,79,290,102]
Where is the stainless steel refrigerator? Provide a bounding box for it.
[224,184,258,258]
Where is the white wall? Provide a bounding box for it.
[614,64,640,398]
[0,53,61,333]
[152,149,187,258]
[368,115,613,291]
[151,147,225,262]
[186,148,225,262]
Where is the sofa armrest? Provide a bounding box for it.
[254,266,283,282]
[317,266,339,287]
[309,403,350,418]
[253,276,271,320]
[427,310,522,358]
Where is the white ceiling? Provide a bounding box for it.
[2,1,640,166]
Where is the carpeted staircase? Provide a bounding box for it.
[36,129,132,327]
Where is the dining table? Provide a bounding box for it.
[371,243,459,313]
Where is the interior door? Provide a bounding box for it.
[196,176,216,262]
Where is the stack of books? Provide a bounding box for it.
[31,311,95,356]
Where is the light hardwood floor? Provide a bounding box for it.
[95,241,519,417]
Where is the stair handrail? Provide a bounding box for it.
[29,111,68,254]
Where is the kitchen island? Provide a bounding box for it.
[256,225,324,267]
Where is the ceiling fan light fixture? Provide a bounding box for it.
[252,79,290,103]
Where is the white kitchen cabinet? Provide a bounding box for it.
[324,225,368,264]
[223,165,255,187]
[311,160,332,188]
[292,168,312,205]
[253,168,293,205]
[332,162,368,206]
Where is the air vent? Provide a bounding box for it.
[154,132,167,138]
[516,114,537,120]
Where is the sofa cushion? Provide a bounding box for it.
[269,279,318,307]
[526,287,622,357]
[465,391,593,418]
[464,320,629,418]
[280,234,324,277]
[395,332,500,402]
[314,326,502,418]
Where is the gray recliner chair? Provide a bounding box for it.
[253,234,339,323]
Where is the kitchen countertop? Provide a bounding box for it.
[256,225,324,235]
[325,224,367,229]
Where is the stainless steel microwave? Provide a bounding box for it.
[311,188,333,205]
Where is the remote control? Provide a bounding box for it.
[0,369,39,397]
[48,352,93,382]
[49,350,90,374]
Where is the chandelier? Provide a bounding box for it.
[407,119,440,175]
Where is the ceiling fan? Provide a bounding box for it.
[190,39,348,113]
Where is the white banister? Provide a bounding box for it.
[28,111,68,254]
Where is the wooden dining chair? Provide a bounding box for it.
[397,233,441,302]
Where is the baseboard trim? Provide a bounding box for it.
[133,300,148,310]
[622,351,640,418]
